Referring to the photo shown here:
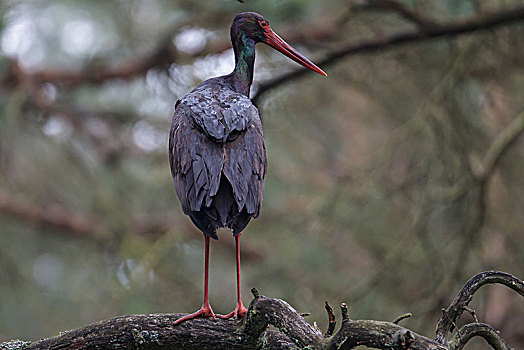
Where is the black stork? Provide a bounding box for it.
[169,12,326,324]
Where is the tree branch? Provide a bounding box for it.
[324,301,336,337]
[11,294,448,350]
[0,189,94,237]
[448,323,511,350]
[252,5,524,103]
[14,291,322,350]
[7,35,176,86]
[327,320,447,350]
[0,189,264,260]
[351,0,437,29]
[435,271,524,344]
[10,276,518,350]
[472,110,524,181]
[2,19,339,90]
[242,290,323,348]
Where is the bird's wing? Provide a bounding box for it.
[170,83,266,218]
[223,116,267,217]
[179,84,255,143]
[169,103,224,214]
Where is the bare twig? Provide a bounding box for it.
[351,0,437,29]
[340,302,349,322]
[462,306,478,323]
[448,323,511,350]
[392,313,412,325]
[326,319,446,350]
[435,271,524,344]
[324,301,336,337]
[472,110,524,181]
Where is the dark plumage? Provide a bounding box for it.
[170,12,325,324]
[169,79,267,239]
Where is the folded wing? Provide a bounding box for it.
[169,83,267,237]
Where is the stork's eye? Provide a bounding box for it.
[259,20,269,29]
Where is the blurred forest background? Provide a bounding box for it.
[0,0,523,348]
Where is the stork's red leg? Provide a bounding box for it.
[174,235,216,325]
[217,233,248,319]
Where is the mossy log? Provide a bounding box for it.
[1,271,522,350]
[3,294,445,350]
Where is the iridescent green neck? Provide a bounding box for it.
[230,33,255,96]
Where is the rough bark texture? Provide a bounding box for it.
[3,299,449,350]
[435,271,524,344]
[1,271,522,350]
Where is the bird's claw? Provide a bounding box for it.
[217,303,248,319]
[174,304,216,325]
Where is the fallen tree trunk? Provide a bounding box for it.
[1,271,522,350]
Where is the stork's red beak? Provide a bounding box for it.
[264,30,327,77]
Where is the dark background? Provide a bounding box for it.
[0,1,523,348]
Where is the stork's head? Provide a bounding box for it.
[231,12,327,76]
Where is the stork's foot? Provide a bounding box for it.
[174,304,216,325]
[217,302,248,319]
